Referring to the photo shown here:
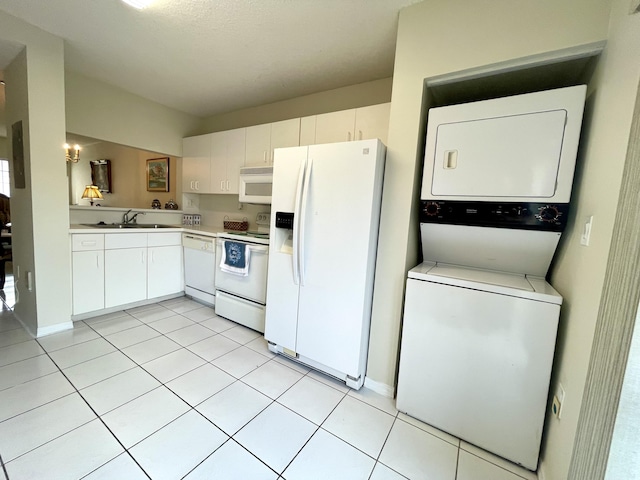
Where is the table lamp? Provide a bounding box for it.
[82,185,103,206]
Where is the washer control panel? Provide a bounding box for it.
[420,201,569,232]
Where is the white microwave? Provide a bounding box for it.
[239,166,273,204]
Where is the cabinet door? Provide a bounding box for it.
[225,127,246,194]
[182,134,212,193]
[314,109,356,144]
[148,245,183,298]
[354,103,391,144]
[105,248,147,308]
[299,116,316,146]
[210,131,228,194]
[72,251,104,315]
[245,124,272,167]
[270,118,300,163]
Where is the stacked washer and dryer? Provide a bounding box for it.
[396,85,587,470]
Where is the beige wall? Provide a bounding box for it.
[70,140,181,210]
[545,1,640,478]
[1,11,71,334]
[199,78,392,133]
[371,0,611,391]
[65,71,201,158]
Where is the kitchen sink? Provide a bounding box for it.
[81,223,176,229]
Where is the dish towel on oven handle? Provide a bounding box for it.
[220,241,250,276]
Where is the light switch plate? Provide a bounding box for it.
[580,215,593,246]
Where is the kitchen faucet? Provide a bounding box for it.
[122,209,145,224]
[129,211,145,224]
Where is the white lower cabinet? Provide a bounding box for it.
[72,250,105,315]
[148,245,183,298]
[105,247,147,308]
[71,233,105,315]
[72,232,184,315]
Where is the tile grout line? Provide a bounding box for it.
[454,441,461,480]
[0,451,8,480]
[366,415,411,480]
[32,337,153,480]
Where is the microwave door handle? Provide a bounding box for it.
[292,159,306,285]
[298,157,313,286]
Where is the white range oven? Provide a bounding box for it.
[215,232,269,332]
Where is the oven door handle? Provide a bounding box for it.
[216,239,268,255]
[247,245,269,254]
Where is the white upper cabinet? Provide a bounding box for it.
[245,124,272,167]
[210,127,246,194]
[270,119,301,159]
[245,118,300,166]
[315,109,357,144]
[354,103,391,144]
[182,133,212,193]
[182,103,390,191]
[300,103,391,146]
[299,116,317,146]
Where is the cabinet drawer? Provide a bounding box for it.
[105,233,147,249]
[72,234,104,251]
[148,232,182,247]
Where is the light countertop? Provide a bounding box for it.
[69,224,225,237]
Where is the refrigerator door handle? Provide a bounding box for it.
[298,157,313,286]
[292,158,307,285]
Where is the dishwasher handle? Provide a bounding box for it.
[183,234,215,251]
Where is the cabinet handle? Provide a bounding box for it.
[150,251,154,263]
[195,181,199,190]
[358,130,363,141]
[347,131,351,142]
[96,254,100,269]
[220,181,224,191]
[226,180,230,191]
[190,181,194,190]
[263,151,267,163]
[141,251,145,264]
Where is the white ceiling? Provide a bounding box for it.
[0,0,420,118]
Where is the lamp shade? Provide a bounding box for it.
[82,185,103,205]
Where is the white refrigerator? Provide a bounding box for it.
[265,139,385,389]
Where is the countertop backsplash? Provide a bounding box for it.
[197,194,270,232]
[69,205,184,226]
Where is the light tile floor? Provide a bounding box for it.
[0,296,538,480]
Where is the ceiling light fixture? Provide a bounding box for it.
[121,0,154,9]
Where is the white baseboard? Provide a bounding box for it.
[71,292,185,322]
[37,321,73,337]
[364,376,395,398]
[536,465,544,480]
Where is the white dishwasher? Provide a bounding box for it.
[183,233,216,305]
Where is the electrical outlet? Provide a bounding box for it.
[552,395,561,417]
[552,383,566,419]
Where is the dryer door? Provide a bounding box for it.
[429,109,566,198]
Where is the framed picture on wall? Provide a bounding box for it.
[90,159,112,193]
[147,157,169,192]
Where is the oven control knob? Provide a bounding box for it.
[536,205,561,223]
[424,202,441,216]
